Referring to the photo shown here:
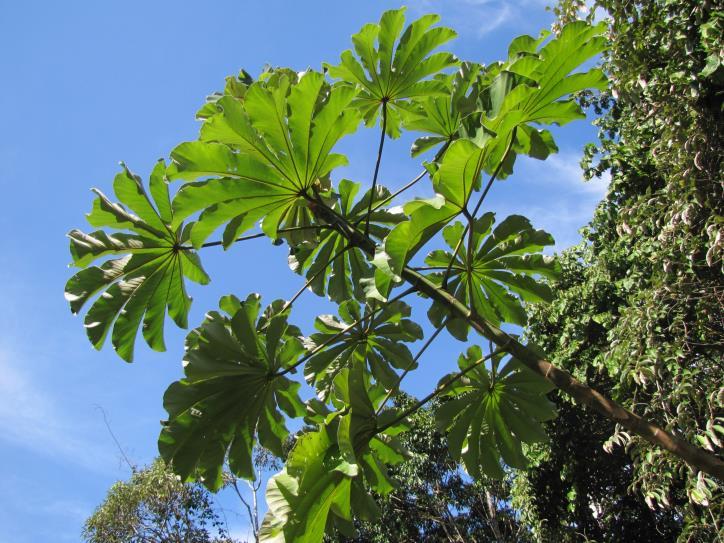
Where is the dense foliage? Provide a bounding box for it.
[67,6,722,542]
[83,459,234,543]
[337,396,525,542]
[511,1,723,540]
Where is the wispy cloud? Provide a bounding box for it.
[490,150,609,250]
[412,0,553,36]
[0,345,113,473]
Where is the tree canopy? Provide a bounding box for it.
[83,459,234,543]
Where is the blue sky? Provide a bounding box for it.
[0,1,605,541]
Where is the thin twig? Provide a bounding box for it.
[365,100,388,236]
[94,404,134,472]
[375,321,447,416]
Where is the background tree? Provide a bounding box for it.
[83,459,235,543]
[511,1,723,541]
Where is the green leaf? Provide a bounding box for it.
[64,162,209,362]
[260,427,351,543]
[426,214,560,338]
[260,404,407,542]
[479,22,608,175]
[303,300,422,400]
[169,70,361,247]
[373,194,460,290]
[158,294,305,490]
[325,8,458,137]
[435,346,556,479]
[400,62,483,156]
[289,180,405,303]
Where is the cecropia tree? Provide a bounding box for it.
[65,8,723,542]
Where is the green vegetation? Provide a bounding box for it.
[83,459,233,543]
[70,5,722,542]
[511,1,723,540]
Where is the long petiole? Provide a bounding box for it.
[365,100,388,236]
[182,225,328,250]
[375,321,447,416]
[276,286,415,377]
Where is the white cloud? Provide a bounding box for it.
[490,150,609,250]
[412,0,553,36]
[540,151,609,197]
[0,345,113,473]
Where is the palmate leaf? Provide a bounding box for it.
[64,161,209,362]
[435,345,556,479]
[169,69,361,248]
[348,22,606,301]
[479,21,608,173]
[288,179,405,304]
[426,214,560,340]
[325,7,458,138]
[303,299,423,400]
[261,365,409,542]
[196,68,254,120]
[399,62,483,156]
[158,294,305,491]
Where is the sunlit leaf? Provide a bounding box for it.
[64,161,209,362]
[158,294,305,490]
[169,70,361,247]
[326,7,458,137]
[435,345,556,479]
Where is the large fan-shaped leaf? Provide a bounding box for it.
[435,345,556,479]
[426,214,560,339]
[326,7,458,138]
[479,22,608,173]
[288,179,405,303]
[158,294,305,490]
[169,70,361,247]
[303,300,423,400]
[64,161,209,362]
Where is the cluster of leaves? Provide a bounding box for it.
[83,459,235,543]
[510,1,724,540]
[65,7,671,543]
